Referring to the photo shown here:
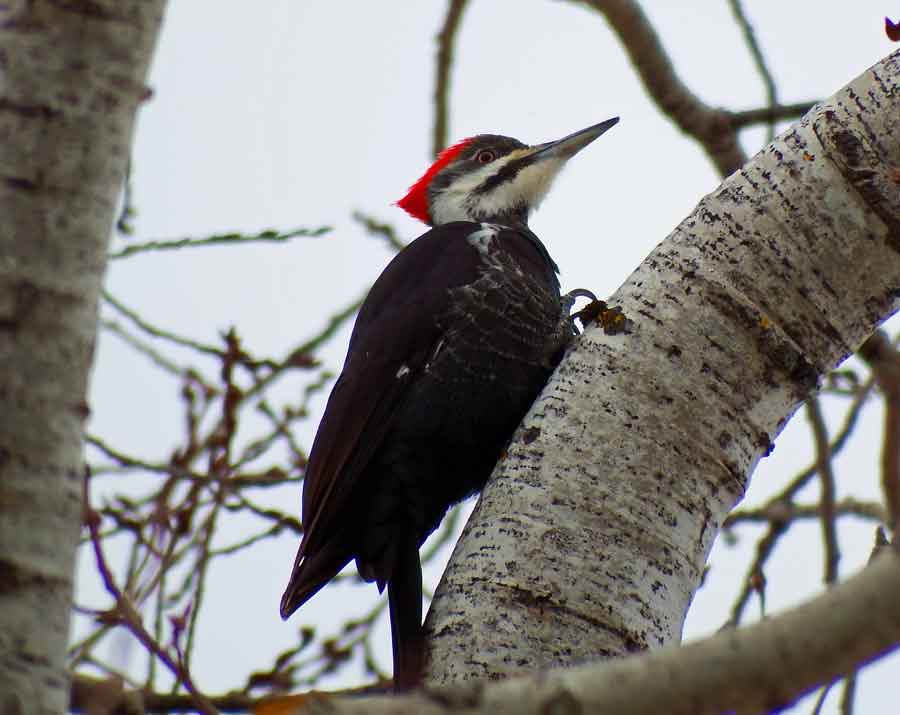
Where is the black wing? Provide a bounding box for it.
[281,222,519,616]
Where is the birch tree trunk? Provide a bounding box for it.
[0,4,166,713]
[425,48,900,683]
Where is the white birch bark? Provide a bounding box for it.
[425,49,900,683]
[307,550,900,714]
[0,3,166,713]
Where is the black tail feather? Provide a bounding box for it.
[280,544,349,620]
[387,540,424,691]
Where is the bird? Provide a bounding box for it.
[280,117,619,690]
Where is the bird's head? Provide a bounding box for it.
[397,118,619,227]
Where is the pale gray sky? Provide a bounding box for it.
[76,3,898,712]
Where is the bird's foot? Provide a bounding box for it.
[569,294,633,335]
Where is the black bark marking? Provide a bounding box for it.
[0,280,40,333]
[813,110,900,253]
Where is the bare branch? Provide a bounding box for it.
[242,294,364,401]
[83,473,219,715]
[352,211,407,252]
[726,0,778,139]
[859,331,900,528]
[70,672,390,714]
[109,226,330,260]
[766,376,875,505]
[568,2,812,171]
[727,517,787,626]
[100,318,191,378]
[317,552,900,714]
[572,0,746,175]
[102,290,226,359]
[807,397,841,584]
[840,671,858,715]
[811,681,836,715]
[432,0,470,157]
[725,498,885,527]
[730,101,816,129]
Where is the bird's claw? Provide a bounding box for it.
[564,288,598,304]
[569,295,632,335]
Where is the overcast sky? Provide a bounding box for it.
[75,3,898,712]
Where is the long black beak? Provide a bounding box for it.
[528,117,620,161]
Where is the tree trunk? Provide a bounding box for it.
[425,48,900,683]
[0,3,166,712]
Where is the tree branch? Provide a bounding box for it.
[426,48,900,682]
[108,226,330,260]
[83,475,219,715]
[432,0,469,157]
[572,0,747,175]
[807,397,841,584]
[725,498,884,527]
[859,331,900,528]
[569,1,815,172]
[726,0,778,139]
[731,101,816,129]
[316,551,900,714]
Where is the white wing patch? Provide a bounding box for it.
[466,223,500,255]
[396,365,410,379]
[425,338,445,372]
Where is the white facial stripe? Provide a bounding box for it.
[429,149,566,225]
[519,157,566,207]
[472,157,566,219]
[430,151,521,224]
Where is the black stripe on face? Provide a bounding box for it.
[471,151,534,196]
[427,135,527,204]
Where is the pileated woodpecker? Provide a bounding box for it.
[280,118,619,689]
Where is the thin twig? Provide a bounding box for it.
[572,0,746,175]
[432,0,470,157]
[100,318,189,378]
[840,672,857,715]
[730,101,816,129]
[352,211,407,253]
[724,498,884,527]
[726,517,788,626]
[223,493,302,534]
[242,399,311,470]
[723,380,878,626]
[807,397,840,585]
[726,0,778,140]
[209,523,285,557]
[859,331,900,528]
[810,680,835,715]
[183,490,225,674]
[109,226,330,260]
[71,671,392,713]
[182,331,246,672]
[83,473,220,715]
[86,434,208,483]
[243,293,365,402]
[771,376,875,505]
[102,290,226,358]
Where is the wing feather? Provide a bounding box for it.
[281,223,488,616]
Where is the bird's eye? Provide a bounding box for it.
[476,150,496,164]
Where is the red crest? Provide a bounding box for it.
[396,138,474,224]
